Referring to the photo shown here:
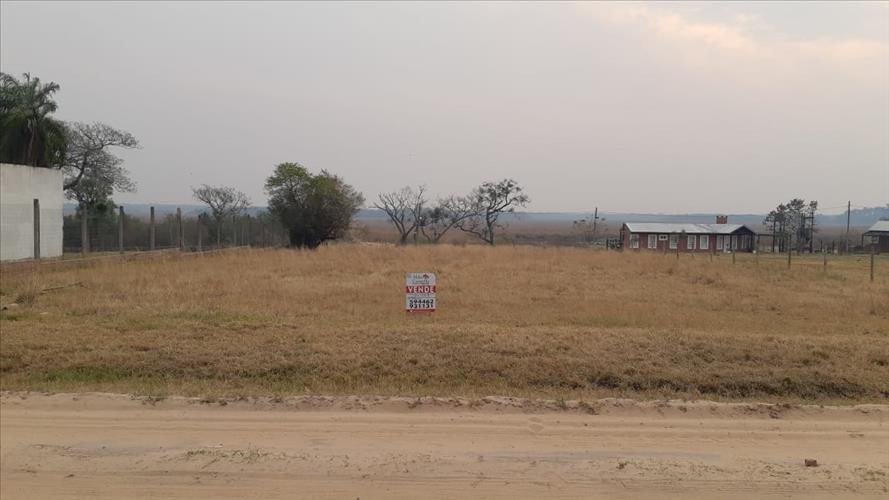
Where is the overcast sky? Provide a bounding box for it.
[2,1,887,213]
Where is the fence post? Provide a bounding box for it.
[80,207,89,254]
[732,251,736,264]
[823,250,827,272]
[118,206,125,254]
[177,207,184,251]
[33,199,41,259]
[149,206,156,251]
[787,248,792,269]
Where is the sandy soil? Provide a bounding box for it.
[1,393,887,499]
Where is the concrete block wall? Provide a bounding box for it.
[0,163,64,261]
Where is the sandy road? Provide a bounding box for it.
[1,393,887,499]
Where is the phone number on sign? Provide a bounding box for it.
[407,298,436,310]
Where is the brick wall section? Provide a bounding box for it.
[620,226,756,253]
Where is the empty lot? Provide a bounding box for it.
[1,245,887,402]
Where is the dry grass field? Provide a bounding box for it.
[1,245,887,403]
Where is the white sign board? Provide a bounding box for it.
[406,272,436,313]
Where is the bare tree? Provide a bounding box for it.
[417,195,476,244]
[62,122,140,190]
[457,179,529,245]
[374,186,426,245]
[192,185,251,246]
[66,154,136,214]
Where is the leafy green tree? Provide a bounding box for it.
[265,162,364,249]
[764,198,818,253]
[0,72,66,167]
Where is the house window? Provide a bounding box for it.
[687,234,696,250]
[658,234,668,241]
[700,235,709,250]
[629,234,639,249]
[716,235,724,250]
[669,234,678,249]
[648,234,657,249]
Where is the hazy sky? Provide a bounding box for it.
[2,1,887,213]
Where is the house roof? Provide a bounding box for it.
[864,220,889,234]
[623,223,754,235]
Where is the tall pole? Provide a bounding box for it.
[32,199,41,260]
[846,200,851,254]
[118,206,125,254]
[177,207,184,250]
[787,238,792,269]
[149,206,156,251]
[592,207,598,243]
[80,206,89,255]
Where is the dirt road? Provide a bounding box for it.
[1,393,887,499]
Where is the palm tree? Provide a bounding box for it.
[0,72,67,167]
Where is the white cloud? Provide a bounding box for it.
[583,2,889,72]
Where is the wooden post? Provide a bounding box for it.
[823,250,827,272]
[732,251,736,264]
[118,206,125,254]
[871,245,875,283]
[32,199,41,259]
[80,207,89,255]
[149,206,156,251]
[176,208,183,250]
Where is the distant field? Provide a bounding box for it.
[1,245,887,403]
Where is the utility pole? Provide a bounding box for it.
[592,207,598,243]
[845,200,851,254]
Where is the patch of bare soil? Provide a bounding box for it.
[1,392,887,499]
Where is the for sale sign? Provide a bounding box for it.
[406,272,436,313]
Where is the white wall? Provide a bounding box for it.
[0,163,64,261]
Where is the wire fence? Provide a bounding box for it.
[62,206,288,255]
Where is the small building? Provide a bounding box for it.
[620,217,757,253]
[862,220,889,254]
[0,163,64,261]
